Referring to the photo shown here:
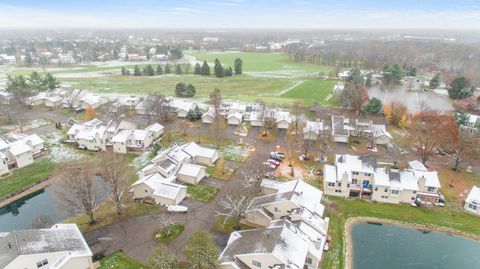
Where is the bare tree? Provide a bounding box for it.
[0,96,21,124]
[448,131,479,171]
[30,215,54,229]
[209,88,225,149]
[387,143,403,169]
[55,160,99,224]
[216,163,266,230]
[290,101,304,135]
[317,129,332,162]
[144,92,170,124]
[158,212,176,228]
[97,152,132,215]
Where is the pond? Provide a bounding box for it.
[351,222,480,269]
[0,178,109,232]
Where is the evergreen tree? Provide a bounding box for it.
[186,107,202,121]
[144,65,155,76]
[214,58,224,78]
[363,97,383,114]
[133,65,142,76]
[165,63,172,74]
[43,73,59,90]
[170,47,183,60]
[194,63,201,75]
[175,64,182,75]
[234,58,243,75]
[175,82,187,97]
[347,68,364,86]
[201,61,210,76]
[24,53,33,66]
[156,65,163,75]
[224,66,233,77]
[429,73,441,89]
[365,73,373,87]
[186,84,196,97]
[448,76,474,99]
[454,112,470,127]
[121,67,127,75]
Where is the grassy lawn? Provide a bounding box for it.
[214,216,255,234]
[0,158,56,200]
[154,224,184,243]
[206,165,236,181]
[187,184,219,203]
[322,197,480,269]
[67,199,162,233]
[99,251,150,269]
[190,51,333,73]
[282,79,338,105]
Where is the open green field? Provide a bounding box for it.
[189,51,332,73]
[8,51,338,105]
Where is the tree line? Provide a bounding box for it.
[193,58,243,77]
[121,63,188,76]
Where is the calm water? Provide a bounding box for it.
[352,222,480,269]
[0,178,108,232]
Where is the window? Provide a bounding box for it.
[252,260,261,267]
[338,182,342,187]
[411,197,415,201]
[427,187,436,192]
[469,204,478,210]
[352,171,359,175]
[365,173,372,177]
[381,195,388,199]
[413,191,417,194]
[306,257,313,264]
[374,187,378,191]
[391,190,399,195]
[363,180,370,186]
[347,184,350,187]
[36,259,48,268]
[335,189,342,193]
[384,188,388,192]
[352,179,358,185]
[328,182,335,187]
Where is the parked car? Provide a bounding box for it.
[167,205,188,213]
[270,155,283,162]
[266,159,280,166]
[271,151,285,158]
[263,162,277,169]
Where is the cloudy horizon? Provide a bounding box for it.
[0,0,479,29]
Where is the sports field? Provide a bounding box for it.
[9,51,339,105]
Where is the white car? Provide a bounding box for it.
[167,205,188,213]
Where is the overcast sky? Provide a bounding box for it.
[0,0,479,29]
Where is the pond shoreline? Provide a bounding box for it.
[0,176,58,208]
[344,216,480,269]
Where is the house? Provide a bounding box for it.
[202,108,216,124]
[331,115,350,143]
[227,112,243,125]
[303,120,325,140]
[177,163,206,184]
[0,133,47,170]
[464,186,480,216]
[219,219,327,269]
[80,93,106,109]
[74,125,108,151]
[275,111,291,129]
[0,152,9,176]
[457,113,480,134]
[245,179,328,235]
[248,111,264,127]
[172,99,196,118]
[116,95,141,110]
[331,115,392,145]
[130,173,186,205]
[324,154,441,204]
[111,129,131,154]
[0,224,94,269]
[145,123,164,140]
[181,142,219,166]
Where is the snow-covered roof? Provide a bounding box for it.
[0,224,92,269]
[227,112,242,120]
[81,94,102,105]
[0,138,9,151]
[146,123,164,133]
[408,160,428,171]
[178,163,205,178]
[371,124,392,139]
[111,129,131,143]
[181,142,217,159]
[303,120,324,135]
[67,124,84,135]
[131,173,185,200]
[466,186,480,205]
[414,170,441,188]
[275,111,291,123]
[219,219,325,268]
[25,134,44,147]
[133,129,149,141]
[323,164,338,183]
[8,141,32,156]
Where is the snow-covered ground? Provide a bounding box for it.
[42,131,83,163]
[132,150,151,171]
